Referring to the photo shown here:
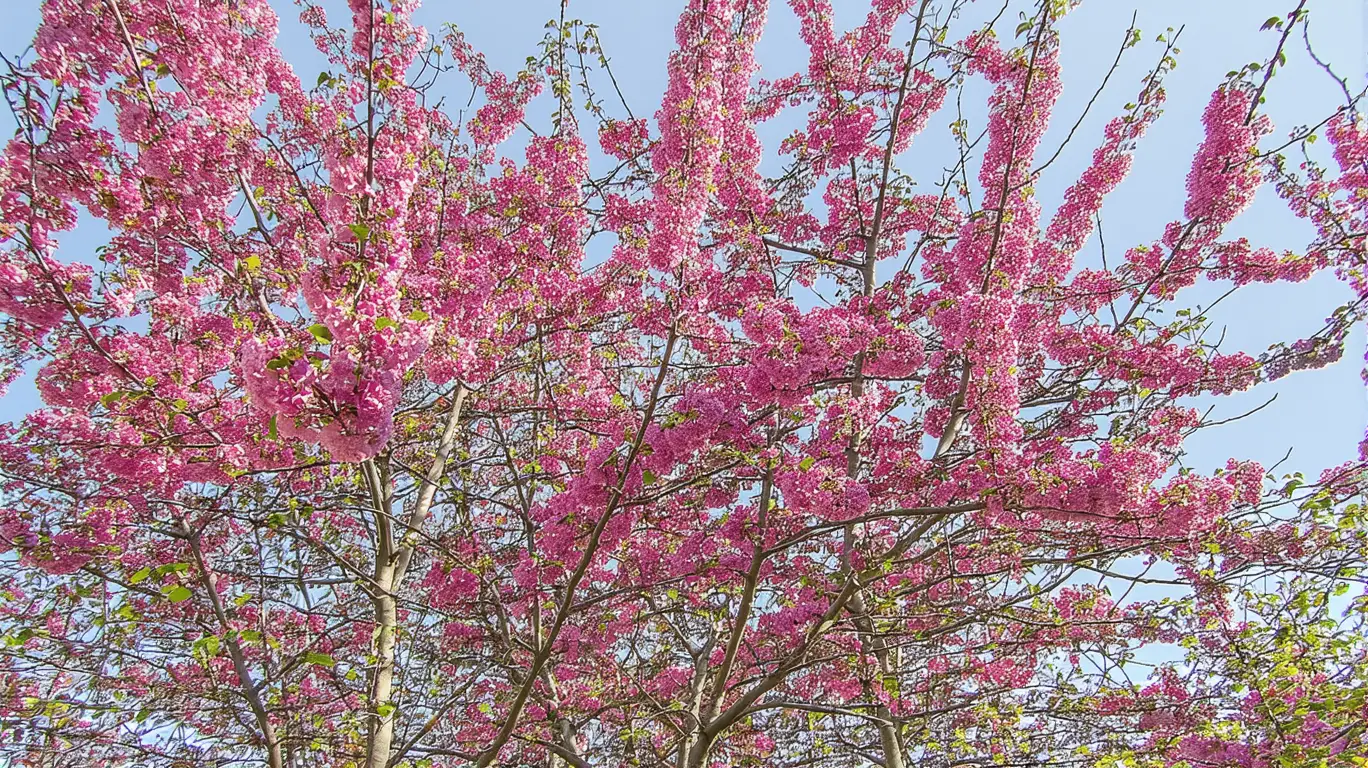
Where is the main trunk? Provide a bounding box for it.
[366,570,398,768]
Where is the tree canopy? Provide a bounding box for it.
[0,0,1366,766]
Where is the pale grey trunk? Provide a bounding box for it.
[363,388,468,768]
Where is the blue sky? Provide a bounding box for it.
[2,0,1364,479]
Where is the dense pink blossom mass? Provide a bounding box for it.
[1,0,1367,766]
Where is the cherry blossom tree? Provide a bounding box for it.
[0,0,1365,767]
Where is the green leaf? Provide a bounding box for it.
[307,323,334,343]
[373,317,399,332]
[641,469,657,485]
[267,415,279,440]
[406,309,430,322]
[378,702,397,717]
[243,255,262,271]
[129,567,151,584]
[316,71,331,87]
[164,586,193,604]
[798,456,816,472]
[171,398,188,411]
[100,391,127,408]
[304,651,336,668]
[194,635,220,658]
[348,223,370,242]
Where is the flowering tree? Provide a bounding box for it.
[1,0,1366,766]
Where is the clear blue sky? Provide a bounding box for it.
[1,0,1364,478]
